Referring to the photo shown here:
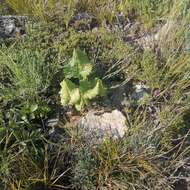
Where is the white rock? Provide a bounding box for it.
[78,109,127,144]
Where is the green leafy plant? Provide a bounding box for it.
[19,101,50,123]
[59,48,106,111]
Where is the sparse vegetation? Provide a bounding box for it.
[0,0,190,190]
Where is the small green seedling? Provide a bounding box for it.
[59,48,106,111]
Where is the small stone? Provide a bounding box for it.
[0,15,27,40]
[78,109,127,144]
[136,33,157,50]
[92,27,98,33]
[131,84,150,103]
[69,12,98,31]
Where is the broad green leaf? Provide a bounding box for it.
[64,48,92,80]
[59,80,71,106]
[79,79,94,93]
[70,88,80,105]
[83,79,106,100]
[79,63,92,80]
[59,79,80,106]
[75,97,85,111]
[63,63,78,79]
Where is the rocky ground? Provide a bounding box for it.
[1,1,190,189]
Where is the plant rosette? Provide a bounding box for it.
[59,48,106,111]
